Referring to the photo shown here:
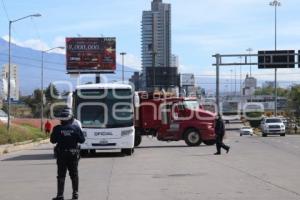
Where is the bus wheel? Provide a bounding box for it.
[203,140,216,146]
[80,150,88,157]
[184,129,202,146]
[134,134,142,147]
[122,148,134,156]
[90,149,96,154]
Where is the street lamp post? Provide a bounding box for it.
[270,0,281,116]
[120,52,126,83]
[40,46,64,131]
[246,48,253,102]
[7,13,41,131]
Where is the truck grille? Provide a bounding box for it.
[269,125,280,129]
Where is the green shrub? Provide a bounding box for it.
[0,123,46,145]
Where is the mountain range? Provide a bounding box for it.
[0,38,139,95]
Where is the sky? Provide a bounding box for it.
[1,0,300,92]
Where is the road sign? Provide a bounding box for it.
[180,73,195,86]
[66,37,116,73]
[258,50,295,69]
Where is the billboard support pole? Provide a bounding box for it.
[95,73,101,83]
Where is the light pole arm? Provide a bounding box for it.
[11,14,41,23]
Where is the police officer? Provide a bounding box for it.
[214,114,230,155]
[51,111,85,200]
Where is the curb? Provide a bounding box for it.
[0,138,50,156]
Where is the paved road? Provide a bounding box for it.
[1,131,300,200]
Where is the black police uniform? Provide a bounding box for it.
[50,120,85,200]
[214,117,230,155]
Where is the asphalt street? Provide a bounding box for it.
[0,130,300,200]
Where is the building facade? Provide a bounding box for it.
[141,0,174,91]
[1,64,19,101]
[171,54,179,68]
[243,74,257,96]
[129,72,140,91]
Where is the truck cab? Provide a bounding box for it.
[135,92,216,146]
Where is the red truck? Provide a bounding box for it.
[134,92,216,147]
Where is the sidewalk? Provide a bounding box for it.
[0,139,50,156]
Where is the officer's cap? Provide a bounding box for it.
[58,108,73,119]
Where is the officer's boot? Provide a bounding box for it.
[52,178,65,200]
[71,176,79,199]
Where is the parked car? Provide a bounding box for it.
[240,126,254,136]
[260,117,285,137]
[0,110,8,123]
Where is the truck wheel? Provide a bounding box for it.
[203,140,216,146]
[134,134,142,147]
[280,133,285,137]
[184,129,202,146]
[121,148,134,156]
[262,133,267,137]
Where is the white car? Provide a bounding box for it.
[260,117,285,137]
[0,110,8,123]
[240,126,254,136]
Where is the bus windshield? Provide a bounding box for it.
[75,89,133,128]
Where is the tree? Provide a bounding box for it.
[45,83,59,103]
[289,85,300,118]
[22,84,62,118]
[254,86,289,96]
[23,89,43,117]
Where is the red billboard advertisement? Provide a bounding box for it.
[66,37,116,73]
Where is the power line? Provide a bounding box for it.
[0,0,10,21]
[0,58,65,72]
[2,51,300,77]
[0,52,65,65]
[0,52,138,73]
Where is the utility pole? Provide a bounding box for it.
[246,48,253,77]
[152,51,157,91]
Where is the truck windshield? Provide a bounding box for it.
[266,118,282,123]
[183,100,199,110]
[75,89,133,128]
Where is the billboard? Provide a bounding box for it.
[66,37,116,73]
[146,67,178,88]
[258,50,295,69]
[180,73,195,86]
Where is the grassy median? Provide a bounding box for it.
[0,123,47,145]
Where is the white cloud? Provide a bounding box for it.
[2,35,66,54]
[117,53,141,70]
[2,35,49,51]
[50,36,66,54]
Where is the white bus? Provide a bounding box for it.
[69,83,136,155]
